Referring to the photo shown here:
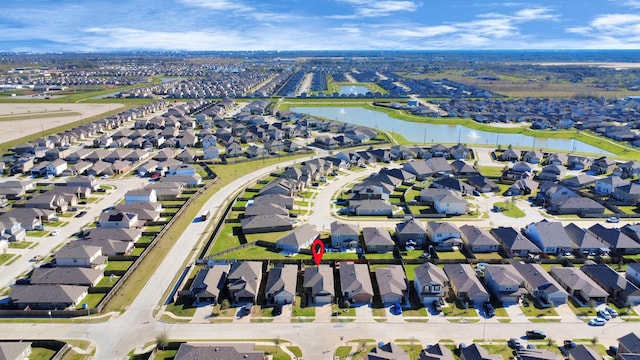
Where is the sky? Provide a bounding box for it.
[2,0,640,52]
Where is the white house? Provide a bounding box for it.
[45,159,67,176]
[124,189,157,204]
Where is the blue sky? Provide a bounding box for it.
[2,0,640,52]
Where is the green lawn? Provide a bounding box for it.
[8,241,33,249]
[165,297,197,317]
[254,345,291,360]
[436,250,466,260]
[292,296,315,317]
[209,224,243,255]
[520,303,560,318]
[335,346,352,360]
[105,261,133,271]
[566,298,597,317]
[78,293,105,309]
[28,347,57,360]
[214,245,309,260]
[493,201,526,218]
[0,254,15,265]
[442,302,478,317]
[474,252,503,260]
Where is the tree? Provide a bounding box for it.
[591,336,598,347]
[546,338,555,349]
[220,298,230,310]
[156,332,168,351]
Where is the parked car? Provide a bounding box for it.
[483,302,495,317]
[526,330,547,339]
[563,340,577,349]
[589,318,606,326]
[607,216,620,223]
[608,345,619,356]
[390,303,402,315]
[76,210,88,218]
[272,304,283,316]
[597,309,611,320]
[526,344,536,350]
[15,278,31,285]
[432,300,442,314]
[605,306,618,318]
[508,338,524,350]
[50,229,61,236]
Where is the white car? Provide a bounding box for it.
[50,230,61,236]
[607,217,620,223]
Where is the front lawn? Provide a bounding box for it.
[8,241,33,249]
[493,201,526,218]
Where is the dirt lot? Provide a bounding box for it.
[0,103,124,145]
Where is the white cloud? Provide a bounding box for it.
[614,0,640,9]
[331,0,419,19]
[179,0,252,12]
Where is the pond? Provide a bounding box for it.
[339,86,370,95]
[291,106,609,155]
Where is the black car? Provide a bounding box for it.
[76,210,88,218]
[432,300,442,313]
[508,338,523,350]
[483,302,495,317]
[15,278,31,285]
[272,304,283,316]
[526,330,547,339]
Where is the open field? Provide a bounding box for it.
[0,103,124,145]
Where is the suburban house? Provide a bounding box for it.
[275,224,318,253]
[124,189,157,204]
[459,225,501,253]
[395,218,427,247]
[426,222,462,248]
[626,263,640,288]
[613,183,640,204]
[420,188,467,215]
[265,264,297,305]
[97,211,141,228]
[459,343,502,360]
[303,264,335,305]
[512,262,568,306]
[54,243,107,269]
[483,264,526,305]
[594,176,630,195]
[564,223,610,255]
[566,345,601,360]
[348,199,395,216]
[227,261,263,305]
[507,178,539,196]
[84,227,142,243]
[30,267,104,287]
[375,265,409,306]
[0,342,32,360]
[550,267,609,305]
[330,221,360,249]
[490,226,540,257]
[367,342,409,360]
[413,262,449,306]
[589,224,640,254]
[339,262,374,305]
[443,263,490,305]
[188,264,229,305]
[420,344,455,360]
[590,156,617,174]
[240,214,293,234]
[10,284,88,310]
[174,343,264,360]
[523,220,574,255]
[362,227,395,253]
[617,333,640,358]
[581,263,640,307]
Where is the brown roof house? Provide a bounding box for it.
[443,263,490,305]
[303,264,335,305]
[10,284,88,310]
[54,243,108,269]
[375,265,409,306]
[275,224,318,253]
[188,264,229,305]
[265,264,297,305]
[227,261,263,305]
[174,343,264,360]
[339,262,373,305]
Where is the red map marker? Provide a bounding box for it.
[311,238,325,265]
